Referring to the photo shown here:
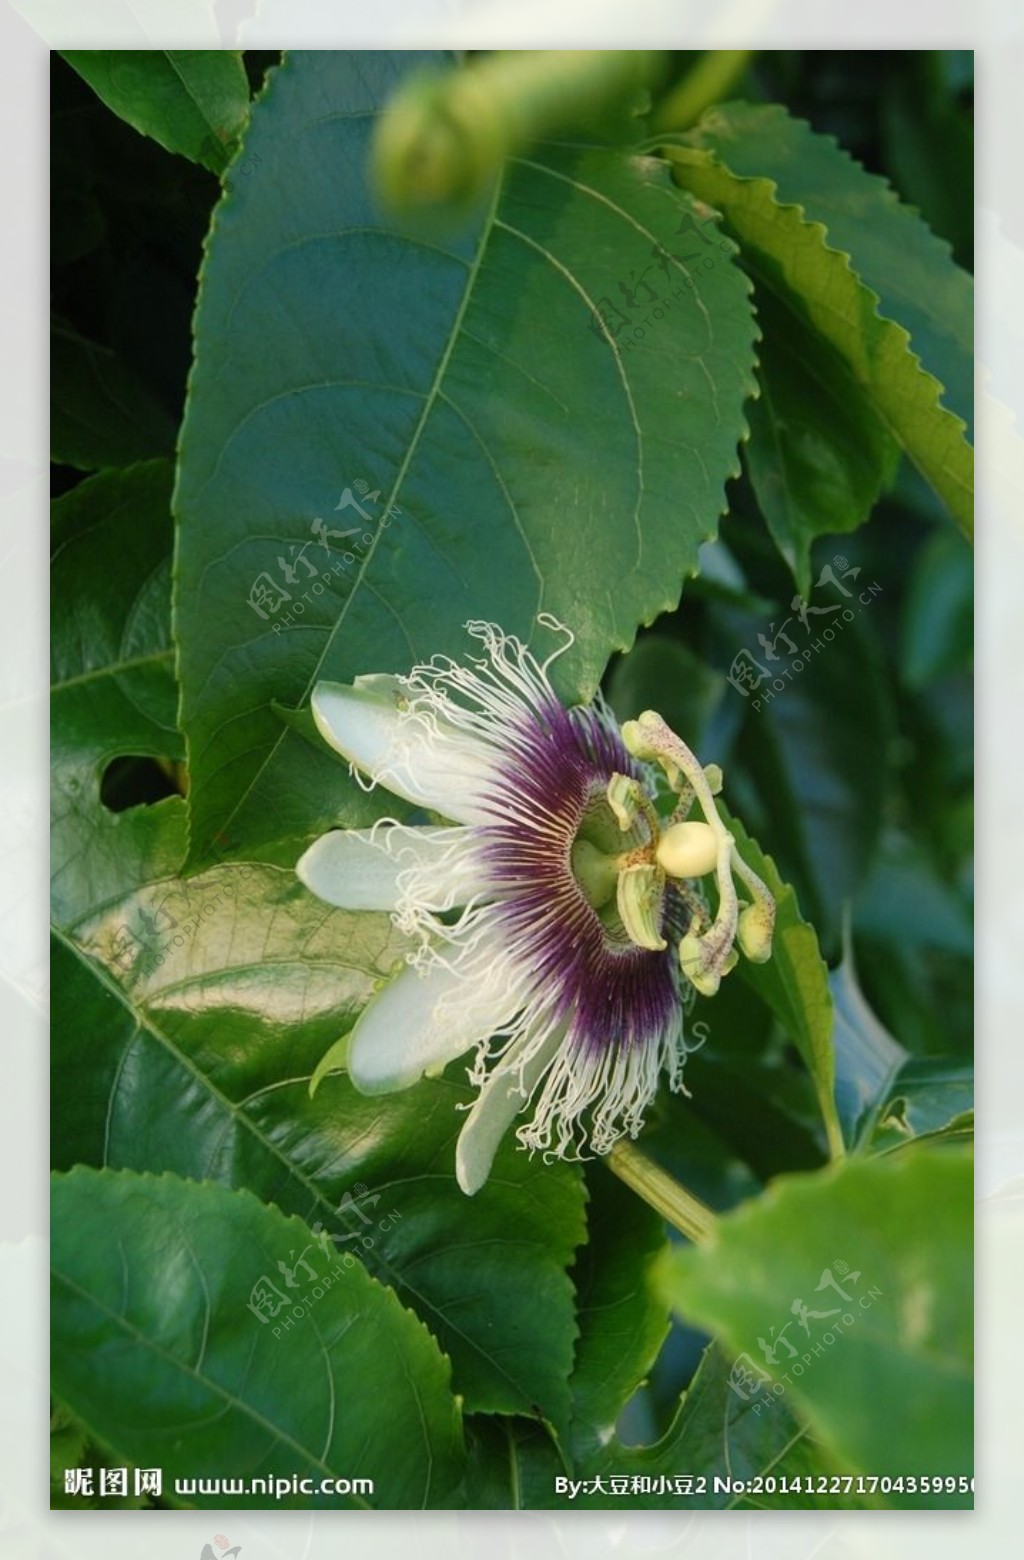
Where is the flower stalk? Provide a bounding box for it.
[650,49,754,133]
[607,1139,717,1244]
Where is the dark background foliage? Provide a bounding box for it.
[50,48,973,1509]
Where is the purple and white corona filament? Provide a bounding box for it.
[296,619,775,1194]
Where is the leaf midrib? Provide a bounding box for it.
[205,170,507,855]
[52,646,174,695]
[189,146,727,853]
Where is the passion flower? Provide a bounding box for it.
[297,620,773,1193]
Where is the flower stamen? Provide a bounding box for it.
[622,707,776,992]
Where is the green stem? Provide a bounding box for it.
[373,50,669,215]
[824,1106,847,1163]
[607,1140,717,1243]
[651,50,753,132]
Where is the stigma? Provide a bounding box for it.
[565,708,776,995]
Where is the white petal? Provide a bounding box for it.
[455,1025,565,1195]
[347,939,521,1095]
[296,829,401,910]
[296,825,488,912]
[311,678,497,825]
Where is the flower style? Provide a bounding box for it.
[296,619,775,1194]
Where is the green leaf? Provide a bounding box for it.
[50,1404,155,1510]
[51,326,177,471]
[656,1148,974,1507]
[830,943,908,1149]
[462,1416,565,1508]
[575,1342,860,1508]
[881,56,974,270]
[663,1048,827,1184]
[51,897,586,1434]
[900,528,973,689]
[729,591,893,943]
[463,1345,856,1510]
[49,1405,88,1495]
[51,459,185,930]
[174,49,757,864]
[636,1083,764,1212]
[832,949,973,1152]
[567,1163,670,1464]
[830,942,974,1154]
[854,831,973,961]
[664,102,973,538]
[744,284,900,591]
[61,49,250,173]
[724,806,842,1158]
[51,1167,465,1507]
[606,633,727,754]
[851,831,973,1056]
[868,1060,974,1154]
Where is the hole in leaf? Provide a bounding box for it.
[99,756,181,813]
